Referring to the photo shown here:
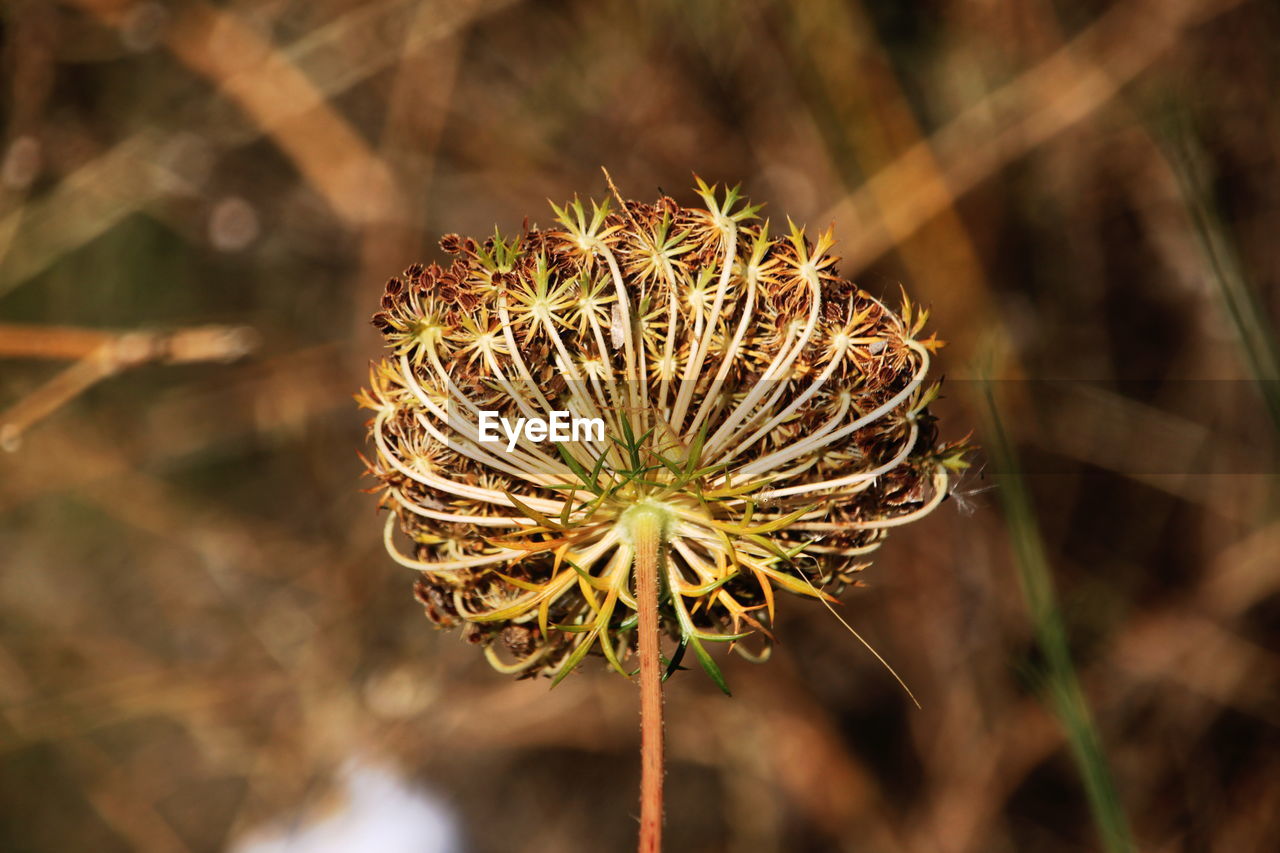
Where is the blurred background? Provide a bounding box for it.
[2,0,1278,850]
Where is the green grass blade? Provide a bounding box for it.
[981,382,1136,853]
[1158,122,1280,435]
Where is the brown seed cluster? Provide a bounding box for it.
[357,180,967,684]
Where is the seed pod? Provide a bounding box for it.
[357,179,969,684]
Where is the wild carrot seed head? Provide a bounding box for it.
[358,178,968,685]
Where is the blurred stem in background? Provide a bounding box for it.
[1158,121,1280,437]
[981,383,1138,853]
[0,323,257,451]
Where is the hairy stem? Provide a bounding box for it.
[628,505,667,853]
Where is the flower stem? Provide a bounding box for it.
[629,505,666,853]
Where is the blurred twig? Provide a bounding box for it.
[783,0,994,360]
[352,2,469,341]
[0,130,178,297]
[825,0,1248,274]
[68,0,401,226]
[0,322,256,450]
[1027,380,1270,520]
[0,343,346,511]
[2,0,513,299]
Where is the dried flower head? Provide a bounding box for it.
[358,178,967,688]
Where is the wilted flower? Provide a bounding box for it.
[358,179,967,688]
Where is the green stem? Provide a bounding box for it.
[982,385,1136,853]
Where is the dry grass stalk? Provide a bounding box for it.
[0,323,256,451]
